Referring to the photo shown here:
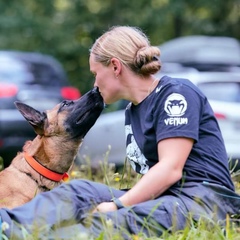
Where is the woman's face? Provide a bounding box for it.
[89,54,120,104]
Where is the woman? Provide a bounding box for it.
[1,26,240,239]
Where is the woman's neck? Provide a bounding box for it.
[123,75,159,105]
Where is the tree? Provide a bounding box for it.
[0,0,239,94]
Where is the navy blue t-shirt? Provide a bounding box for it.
[125,75,234,191]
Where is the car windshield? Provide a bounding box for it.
[198,82,240,103]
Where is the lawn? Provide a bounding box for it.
[0,156,240,239]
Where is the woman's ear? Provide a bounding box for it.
[110,58,122,77]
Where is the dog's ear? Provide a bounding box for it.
[14,101,47,136]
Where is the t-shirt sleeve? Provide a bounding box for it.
[154,83,202,143]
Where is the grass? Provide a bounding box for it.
[0,154,240,239]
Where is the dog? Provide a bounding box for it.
[0,87,104,209]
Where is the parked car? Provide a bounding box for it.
[0,50,81,167]
[159,35,240,72]
[78,71,240,171]
[78,105,126,168]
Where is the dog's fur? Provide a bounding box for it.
[0,87,103,209]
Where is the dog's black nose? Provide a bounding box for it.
[92,86,99,93]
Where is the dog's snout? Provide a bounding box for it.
[92,86,99,93]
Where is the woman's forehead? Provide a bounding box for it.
[89,54,96,70]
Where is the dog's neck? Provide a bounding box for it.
[18,135,80,191]
[24,151,69,182]
[23,135,80,173]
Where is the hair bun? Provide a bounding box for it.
[134,46,161,75]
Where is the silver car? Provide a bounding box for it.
[78,71,240,170]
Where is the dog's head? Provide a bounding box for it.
[15,87,104,140]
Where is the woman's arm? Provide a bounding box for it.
[94,137,193,212]
[119,137,194,205]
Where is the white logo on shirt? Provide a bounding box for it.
[164,93,188,126]
[125,124,149,174]
[164,93,187,116]
[155,86,162,93]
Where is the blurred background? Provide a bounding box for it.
[1,0,240,169]
[0,0,239,93]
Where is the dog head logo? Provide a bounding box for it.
[164,93,187,117]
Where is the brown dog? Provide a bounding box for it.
[0,87,104,209]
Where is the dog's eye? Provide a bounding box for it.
[61,101,73,107]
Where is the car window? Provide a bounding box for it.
[0,56,30,83]
[0,68,30,83]
[198,82,240,103]
[26,62,66,86]
[0,54,67,86]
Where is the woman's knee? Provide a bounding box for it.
[61,179,113,201]
[58,179,95,194]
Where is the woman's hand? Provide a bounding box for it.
[92,202,117,213]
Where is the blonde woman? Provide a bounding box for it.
[1,26,240,239]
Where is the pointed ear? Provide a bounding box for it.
[14,101,47,136]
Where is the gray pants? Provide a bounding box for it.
[1,180,240,239]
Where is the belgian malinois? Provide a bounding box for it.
[0,87,104,209]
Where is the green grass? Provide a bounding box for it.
[1,155,240,239]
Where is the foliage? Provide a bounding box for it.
[0,0,239,94]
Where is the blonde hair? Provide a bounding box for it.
[90,26,161,76]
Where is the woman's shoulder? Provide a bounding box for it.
[160,75,196,87]
[159,75,206,99]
